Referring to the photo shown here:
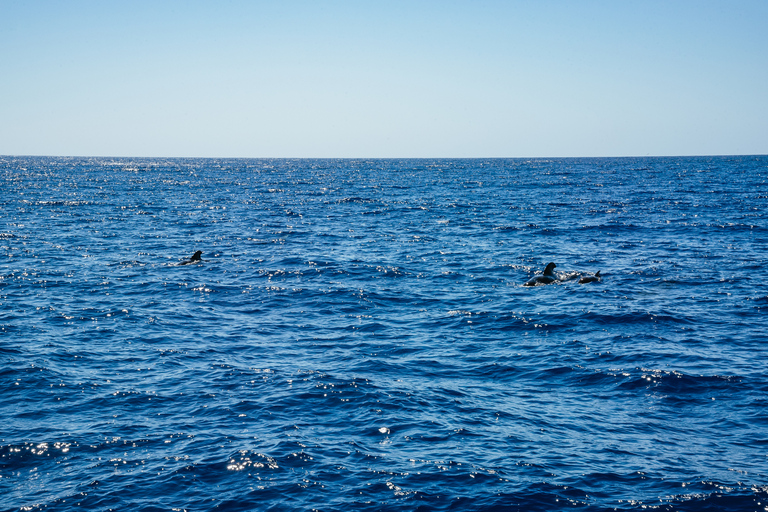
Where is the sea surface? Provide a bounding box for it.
[2,156,768,511]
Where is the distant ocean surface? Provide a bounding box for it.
[3,156,768,512]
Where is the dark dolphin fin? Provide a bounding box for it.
[179,251,203,265]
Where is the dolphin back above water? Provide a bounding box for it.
[578,270,601,284]
[523,262,558,286]
[179,251,203,265]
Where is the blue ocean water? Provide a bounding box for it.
[1,156,767,511]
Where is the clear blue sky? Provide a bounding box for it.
[2,0,766,158]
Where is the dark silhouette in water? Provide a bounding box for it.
[524,262,558,286]
[578,270,601,284]
[179,251,203,265]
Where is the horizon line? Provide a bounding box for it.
[2,153,767,160]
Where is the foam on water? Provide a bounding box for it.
[2,156,768,511]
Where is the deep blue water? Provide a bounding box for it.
[2,156,768,511]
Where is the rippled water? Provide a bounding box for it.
[2,156,768,511]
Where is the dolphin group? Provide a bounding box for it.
[524,262,602,286]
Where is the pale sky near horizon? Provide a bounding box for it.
[1,0,766,158]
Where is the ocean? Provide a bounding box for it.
[2,156,767,511]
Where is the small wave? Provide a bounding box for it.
[581,310,697,326]
[0,441,75,469]
[338,197,375,204]
[619,370,741,395]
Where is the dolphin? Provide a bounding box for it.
[179,251,203,265]
[578,270,601,284]
[523,262,558,286]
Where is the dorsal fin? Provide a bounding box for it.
[543,262,556,276]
